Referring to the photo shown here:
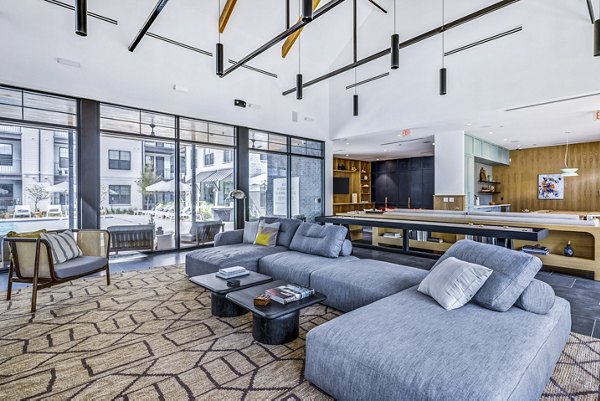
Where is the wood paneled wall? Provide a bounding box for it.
[493,142,600,212]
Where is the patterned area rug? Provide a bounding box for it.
[0,265,598,400]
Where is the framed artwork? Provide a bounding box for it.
[538,174,564,200]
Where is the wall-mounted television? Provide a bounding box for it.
[333,177,350,194]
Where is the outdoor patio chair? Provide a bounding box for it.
[46,205,63,217]
[107,224,155,253]
[5,229,111,313]
[181,220,224,245]
[13,205,31,218]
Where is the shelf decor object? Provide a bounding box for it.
[538,174,564,200]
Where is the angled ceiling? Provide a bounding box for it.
[1,0,599,159]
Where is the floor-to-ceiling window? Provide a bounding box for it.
[0,86,78,237]
[248,130,324,222]
[179,118,236,248]
[291,137,325,222]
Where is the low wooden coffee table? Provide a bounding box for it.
[226,280,327,345]
[189,271,272,317]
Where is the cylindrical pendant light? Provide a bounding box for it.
[439,67,447,95]
[296,74,303,100]
[75,0,87,36]
[391,34,400,69]
[216,0,224,76]
[595,19,600,56]
[439,0,447,95]
[353,94,359,116]
[390,0,398,69]
[216,43,224,76]
[302,0,313,22]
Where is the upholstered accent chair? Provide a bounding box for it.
[181,220,224,246]
[5,229,111,312]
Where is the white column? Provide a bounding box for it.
[434,131,465,195]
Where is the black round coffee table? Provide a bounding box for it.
[226,280,327,345]
[189,271,272,318]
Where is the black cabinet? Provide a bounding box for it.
[372,156,434,210]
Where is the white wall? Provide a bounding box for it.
[434,131,465,195]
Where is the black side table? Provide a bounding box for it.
[189,271,272,317]
[226,280,327,345]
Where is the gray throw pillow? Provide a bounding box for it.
[418,257,492,311]
[243,221,259,244]
[340,240,353,256]
[289,223,348,258]
[514,279,556,315]
[433,240,542,312]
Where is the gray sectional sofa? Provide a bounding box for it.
[185,217,572,401]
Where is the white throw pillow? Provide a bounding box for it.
[418,257,492,311]
[40,230,83,264]
[243,221,259,244]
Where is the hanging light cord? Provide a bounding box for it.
[298,0,301,74]
[218,0,221,43]
[441,0,445,67]
[564,134,570,168]
[393,0,397,34]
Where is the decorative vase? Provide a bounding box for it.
[564,241,574,257]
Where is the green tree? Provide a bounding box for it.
[25,184,50,212]
[137,163,161,210]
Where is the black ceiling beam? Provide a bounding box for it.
[282,0,520,96]
[587,0,595,24]
[221,0,346,77]
[367,0,387,14]
[128,0,170,52]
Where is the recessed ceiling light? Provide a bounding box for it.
[345,154,349,156]
[345,142,350,145]
[489,131,493,135]
[467,123,472,126]
[383,149,388,152]
[503,138,508,141]
[376,158,380,161]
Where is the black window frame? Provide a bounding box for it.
[223,149,233,163]
[0,143,13,167]
[108,149,131,170]
[204,150,214,166]
[108,185,131,205]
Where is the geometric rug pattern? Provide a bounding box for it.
[0,265,598,400]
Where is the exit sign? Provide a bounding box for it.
[596,111,600,120]
[402,129,411,137]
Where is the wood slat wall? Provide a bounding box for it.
[493,142,600,212]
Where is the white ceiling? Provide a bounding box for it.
[1,0,600,160]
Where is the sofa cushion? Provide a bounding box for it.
[418,257,492,311]
[261,217,301,248]
[515,279,556,315]
[310,259,428,312]
[289,223,348,258]
[305,286,571,401]
[340,239,353,256]
[243,221,259,244]
[254,221,280,247]
[433,240,542,312]
[258,251,358,287]
[185,244,288,276]
[54,256,107,279]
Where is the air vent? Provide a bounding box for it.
[380,138,423,146]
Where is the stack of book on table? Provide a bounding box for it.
[521,244,549,256]
[216,266,249,279]
[265,284,315,305]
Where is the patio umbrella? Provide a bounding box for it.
[0,188,8,195]
[146,180,192,193]
[46,181,69,193]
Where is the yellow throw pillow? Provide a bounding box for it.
[254,222,281,247]
[5,229,48,265]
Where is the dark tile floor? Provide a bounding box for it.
[2,246,600,338]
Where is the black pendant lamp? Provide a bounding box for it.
[297,29,303,99]
[391,0,399,69]
[439,0,447,95]
[216,0,224,76]
[595,1,600,56]
[353,69,359,116]
[302,0,313,22]
[75,0,87,36]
